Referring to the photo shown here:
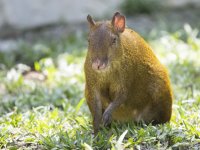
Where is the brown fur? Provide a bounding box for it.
[84,12,173,134]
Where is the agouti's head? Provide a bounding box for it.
[87,12,126,72]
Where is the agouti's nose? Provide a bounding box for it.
[92,59,106,70]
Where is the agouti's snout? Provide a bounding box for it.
[92,58,108,71]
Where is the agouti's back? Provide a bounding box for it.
[84,12,173,134]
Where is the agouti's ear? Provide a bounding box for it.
[87,15,96,27]
[112,12,125,33]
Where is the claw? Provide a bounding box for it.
[102,111,112,127]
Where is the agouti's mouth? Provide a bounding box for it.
[92,62,107,71]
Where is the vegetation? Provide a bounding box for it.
[0,23,200,149]
[121,0,162,15]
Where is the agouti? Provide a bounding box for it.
[84,12,173,134]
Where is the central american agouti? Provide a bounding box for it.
[84,12,173,134]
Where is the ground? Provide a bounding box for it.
[0,8,200,149]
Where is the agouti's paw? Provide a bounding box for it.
[102,111,112,127]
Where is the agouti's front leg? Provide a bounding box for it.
[103,93,126,127]
[93,92,102,135]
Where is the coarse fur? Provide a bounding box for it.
[84,12,173,134]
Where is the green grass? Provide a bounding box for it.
[0,24,200,149]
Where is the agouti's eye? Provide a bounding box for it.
[112,37,117,45]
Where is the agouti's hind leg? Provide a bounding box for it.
[142,100,172,125]
[153,102,172,124]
